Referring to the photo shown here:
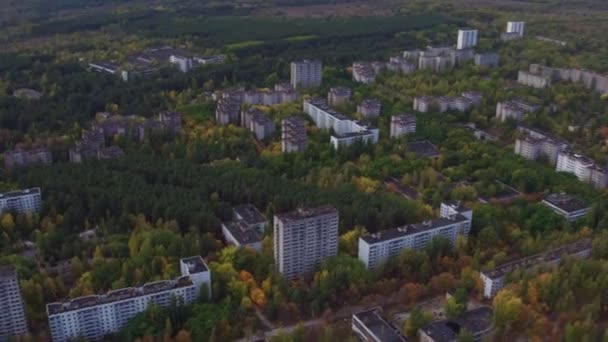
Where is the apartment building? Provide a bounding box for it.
[514,125,568,165]
[303,99,379,149]
[352,308,407,342]
[542,193,590,222]
[480,239,591,298]
[457,29,478,49]
[221,204,268,251]
[418,50,455,73]
[390,114,417,138]
[589,165,608,189]
[495,99,541,122]
[215,97,241,125]
[290,60,322,89]
[4,147,53,169]
[556,150,596,182]
[419,307,493,342]
[528,64,608,94]
[47,257,211,342]
[241,109,275,140]
[281,117,308,153]
[413,96,436,113]
[328,87,352,106]
[387,57,416,74]
[0,266,28,342]
[474,52,500,67]
[357,99,382,117]
[169,54,193,73]
[518,70,552,89]
[414,92,481,114]
[358,202,472,269]
[353,62,378,84]
[274,206,339,279]
[507,21,525,36]
[0,188,41,214]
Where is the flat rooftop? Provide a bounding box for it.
[354,308,408,342]
[223,220,263,245]
[233,204,267,225]
[276,206,337,222]
[422,307,493,340]
[305,99,349,120]
[543,193,589,213]
[0,187,41,200]
[406,141,440,158]
[0,265,17,279]
[482,238,592,280]
[361,214,469,245]
[181,256,208,274]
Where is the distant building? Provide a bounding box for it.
[47,257,211,342]
[501,32,522,41]
[495,99,541,122]
[528,64,608,95]
[457,29,478,49]
[281,117,308,153]
[480,239,591,298]
[407,140,440,158]
[589,165,608,189]
[536,36,567,46]
[222,204,268,251]
[328,87,352,106]
[304,98,379,149]
[88,61,120,75]
[274,206,339,279]
[413,96,436,113]
[514,125,568,165]
[418,49,455,73]
[507,21,525,36]
[556,150,596,182]
[357,99,382,117]
[352,307,408,342]
[464,123,498,142]
[0,266,28,342]
[12,88,43,100]
[451,48,475,65]
[193,54,226,65]
[518,70,552,89]
[0,188,42,214]
[358,201,472,269]
[387,57,416,74]
[542,193,590,222]
[241,109,275,140]
[290,60,322,89]
[474,52,500,67]
[461,91,483,107]
[169,54,193,73]
[216,98,241,125]
[419,307,493,342]
[390,114,417,138]
[353,62,378,84]
[4,147,52,170]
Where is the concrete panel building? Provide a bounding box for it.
[507,21,525,36]
[4,147,53,170]
[474,52,500,67]
[357,99,382,118]
[556,150,595,182]
[0,188,42,214]
[0,266,28,342]
[514,125,568,165]
[390,114,417,138]
[457,29,478,49]
[542,193,590,222]
[352,308,407,342]
[281,117,308,153]
[274,206,339,279]
[291,60,322,89]
[328,87,352,106]
[221,204,268,251]
[518,70,552,88]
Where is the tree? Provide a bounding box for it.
[404,307,433,337]
[492,289,523,331]
[1,213,15,232]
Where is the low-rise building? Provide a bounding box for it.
[0,188,42,214]
[328,87,352,105]
[501,32,522,41]
[518,70,552,89]
[357,99,382,117]
[390,114,417,138]
[464,123,498,142]
[358,202,472,269]
[419,307,493,342]
[352,308,408,342]
[47,257,211,342]
[480,239,592,298]
[542,193,590,222]
[88,61,120,75]
[222,204,268,251]
[282,117,308,153]
[4,147,52,169]
[474,52,500,67]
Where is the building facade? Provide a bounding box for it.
[357,99,382,117]
[4,147,52,170]
[0,266,28,342]
[474,52,500,67]
[290,60,322,89]
[328,87,352,106]
[0,188,42,214]
[390,114,417,138]
[221,204,268,251]
[281,117,308,153]
[507,21,525,36]
[542,193,590,222]
[518,70,552,88]
[47,257,211,342]
[514,125,568,165]
[556,150,595,182]
[352,308,407,342]
[457,29,478,49]
[274,206,339,279]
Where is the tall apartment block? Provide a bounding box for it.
[457,29,478,49]
[390,114,417,138]
[0,266,28,342]
[281,117,308,153]
[290,60,322,89]
[507,21,525,37]
[274,206,339,279]
[47,257,211,342]
[0,188,42,214]
[358,202,473,269]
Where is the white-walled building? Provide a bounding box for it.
[457,29,478,49]
[0,188,42,214]
[274,206,339,279]
[390,114,417,138]
[358,202,472,269]
[507,21,525,36]
[303,99,379,149]
[357,99,382,117]
[496,99,541,122]
[514,125,568,165]
[169,55,193,73]
[290,60,322,89]
[518,70,552,88]
[556,150,595,182]
[0,266,28,342]
[47,257,211,342]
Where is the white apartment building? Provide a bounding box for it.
[274,206,339,279]
[352,62,377,84]
[480,239,591,298]
[413,96,435,113]
[0,187,42,214]
[303,99,379,149]
[514,126,568,165]
[457,29,478,49]
[390,114,417,138]
[496,100,540,122]
[518,71,552,89]
[47,257,211,342]
[358,202,473,269]
[0,266,28,342]
[556,150,595,182]
[507,21,525,36]
[290,60,322,89]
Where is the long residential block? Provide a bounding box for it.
[0,188,41,214]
